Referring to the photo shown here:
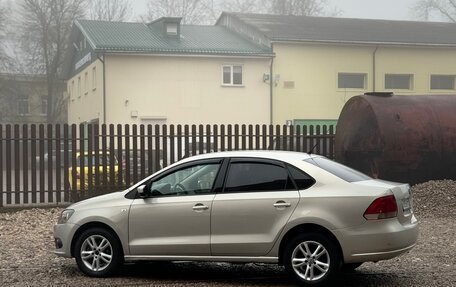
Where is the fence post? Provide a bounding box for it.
[0,125,3,207]
[22,124,29,205]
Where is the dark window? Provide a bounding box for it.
[222,65,243,85]
[338,73,366,89]
[304,157,371,183]
[225,162,293,192]
[385,74,412,89]
[431,75,455,90]
[18,95,29,115]
[287,164,315,189]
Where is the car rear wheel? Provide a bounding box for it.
[74,227,123,277]
[284,233,340,286]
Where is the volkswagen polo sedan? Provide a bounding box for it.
[54,151,418,286]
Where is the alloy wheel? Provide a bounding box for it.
[291,240,330,282]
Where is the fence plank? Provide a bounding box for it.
[71,124,78,202]
[14,125,20,204]
[191,125,197,156]
[329,125,335,159]
[55,124,61,203]
[39,124,45,203]
[79,124,86,199]
[22,125,29,204]
[47,124,54,203]
[101,124,108,190]
[93,124,100,196]
[132,125,138,182]
[162,125,168,168]
[220,125,226,151]
[5,125,12,205]
[198,125,204,155]
[177,125,183,160]
[147,125,153,175]
[109,124,116,191]
[213,125,218,152]
[124,124,130,186]
[63,124,70,202]
[205,124,211,154]
[30,125,37,203]
[296,125,302,152]
[234,124,240,151]
[87,124,93,196]
[140,125,146,179]
[282,125,288,151]
[241,124,246,150]
[154,125,160,173]
[117,124,124,187]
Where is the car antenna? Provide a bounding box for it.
[308,142,319,155]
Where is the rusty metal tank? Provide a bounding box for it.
[335,93,456,184]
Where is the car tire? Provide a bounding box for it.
[284,232,340,286]
[74,227,123,277]
[341,262,362,273]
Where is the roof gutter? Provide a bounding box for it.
[270,39,456,48]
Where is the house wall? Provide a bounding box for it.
[103,54,271,125]
[67,60,103,124]
[272,43,456,125]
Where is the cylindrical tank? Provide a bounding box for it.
[335,93,456,184]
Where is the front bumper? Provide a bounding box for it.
[334,215,419,263]
[53,223,79,258]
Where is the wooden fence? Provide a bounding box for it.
[0,124,335,207]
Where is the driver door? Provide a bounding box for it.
[128,159,221,256]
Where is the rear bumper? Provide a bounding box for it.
[334,215,419,263]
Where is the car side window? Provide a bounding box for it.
[149,163,220,196]
[224,162,294,193]
[287,164,315,190]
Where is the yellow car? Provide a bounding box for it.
[68,152,119,192]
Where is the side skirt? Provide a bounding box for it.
[124,255,278,264]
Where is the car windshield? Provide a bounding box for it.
[304,157,371,182]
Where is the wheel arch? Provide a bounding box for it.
[278,223,344,265]
[71,222,124,258]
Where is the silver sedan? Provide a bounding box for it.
[54,151,418,286]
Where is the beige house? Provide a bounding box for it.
[217,13,456,126]
[65,17,273,125]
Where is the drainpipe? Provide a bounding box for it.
[97,53,106,124]
[373,46,379,92]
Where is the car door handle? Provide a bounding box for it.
[193,203,209,211]
[273,201,291,208]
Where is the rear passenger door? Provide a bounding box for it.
[210,158,300,256]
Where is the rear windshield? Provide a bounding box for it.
[304,157,371,182]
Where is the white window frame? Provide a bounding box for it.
[337,72,367,90]
[385,74,413,90]
[221,64,244,86]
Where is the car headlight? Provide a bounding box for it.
[57,209,75,224]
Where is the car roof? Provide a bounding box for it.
[178,150,318,163]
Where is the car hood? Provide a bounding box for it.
[68,190,128,210]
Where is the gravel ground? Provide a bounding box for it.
[0,180,455,287]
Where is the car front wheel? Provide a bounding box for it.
[284,233,340,286]
[74,227,123,277]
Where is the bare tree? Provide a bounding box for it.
[88,0,132,22]
[267,0,328,16]
[218,0,266,14]
[142,0,216,24]
[17,0,86,123]
[413,0,456,21]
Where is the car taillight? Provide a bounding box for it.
[364,195,398,220]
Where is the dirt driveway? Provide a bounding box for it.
[0,180,455,287]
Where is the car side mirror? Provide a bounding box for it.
[137,185,149,198]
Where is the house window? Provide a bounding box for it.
[222,65,243,86]
[385,74,413,90]
[338,73,366,89]
[18,95,29,115]
[84,71,88,94]
[166,23,178,35]
[431,75,455,90]
[41,96,48,115]
[92,67,97,90]
[78,76,81,98]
